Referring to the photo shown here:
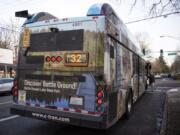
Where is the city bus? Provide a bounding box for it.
[11,3,150,129]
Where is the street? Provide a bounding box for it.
[0,1,179,135]
[0,79,179,135]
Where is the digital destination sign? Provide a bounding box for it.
[64,52,89,66]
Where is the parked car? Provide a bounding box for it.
[0,78,14,94]
[154,74,162,79]
[161,73,170,78]
[172,73,180,80]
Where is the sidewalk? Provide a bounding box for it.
[161,88,180,135]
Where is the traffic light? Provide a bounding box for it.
[160,49,163,56]
[142,49,145,55]
[160,49,163,54]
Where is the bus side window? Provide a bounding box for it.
[110,45,114,58]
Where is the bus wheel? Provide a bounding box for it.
[125,92,133,119]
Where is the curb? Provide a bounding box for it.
[160,92,167,135]
[160,88,180,135]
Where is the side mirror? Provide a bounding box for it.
[15,10,31,18]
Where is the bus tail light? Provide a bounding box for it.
[97,99,102,105]
[97,91,103,98]
[96,85,104,112]
[12,80,18,102]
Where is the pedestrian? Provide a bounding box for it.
[149,73,155,92]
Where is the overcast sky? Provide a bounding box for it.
[0,0,180,64]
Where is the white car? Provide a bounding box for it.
[154,75,162,79]
[0,78,14,93]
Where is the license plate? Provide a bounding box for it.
[18,90,26,104]
[69,97,83,106]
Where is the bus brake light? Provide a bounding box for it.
[12,80,18,97]
[97,91,103,98]
[97,99,102,105]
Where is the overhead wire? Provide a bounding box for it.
[125,11,180,24]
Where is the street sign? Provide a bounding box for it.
[168,52,177,56]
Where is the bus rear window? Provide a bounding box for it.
[29,29,84,52]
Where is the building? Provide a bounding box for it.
[0,48,16,77]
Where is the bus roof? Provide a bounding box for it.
[87,3,143,57]
[23,12,57,25]
[20,3,144,58]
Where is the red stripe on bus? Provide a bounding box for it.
[45,106,57,109]
[75,109,81,113]
[88,111,96,115]
[63,108,69,111]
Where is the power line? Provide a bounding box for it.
[125,11,180,24]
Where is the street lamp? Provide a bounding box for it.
[160,35,180,41]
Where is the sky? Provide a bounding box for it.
[0,0,180,65]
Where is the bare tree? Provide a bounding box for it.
[0,19,19,50]
[135,32,151,55]
[151,57,170,74]
[171,54,180,73]
[0,28,11,49]
[147,0,180,15]
[151,58,162,73]
[112,0,180,16]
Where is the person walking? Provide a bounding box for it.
[149,73,155,92]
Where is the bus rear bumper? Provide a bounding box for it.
[11,104,106,129]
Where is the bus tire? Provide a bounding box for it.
[125,90,133,119]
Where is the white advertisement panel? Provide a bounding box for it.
[0,48,13,64]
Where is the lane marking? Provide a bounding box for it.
[0,101,12,105]
[0,115,19,122]
[155,87,173,89]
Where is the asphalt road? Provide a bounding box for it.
[155,78,180,89]
[0,79,179,135]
